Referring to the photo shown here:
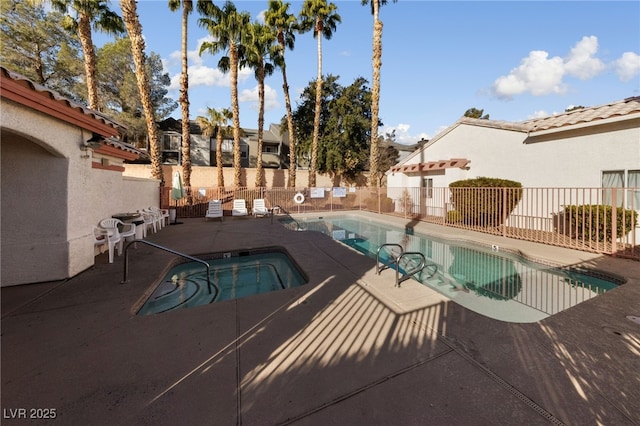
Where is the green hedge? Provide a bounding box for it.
[449,177,522,227]
[561,205,638,242]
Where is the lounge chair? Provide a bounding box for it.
[205,200,223,221]
[252,198,269,217]
[232,199,248,217]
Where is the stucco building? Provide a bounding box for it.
[1,67,157,286]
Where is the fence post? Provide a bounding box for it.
[502,187,507,237]
[612,189,618,255]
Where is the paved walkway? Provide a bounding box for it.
[2,212,639,425]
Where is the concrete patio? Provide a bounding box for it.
[2,211,639,425]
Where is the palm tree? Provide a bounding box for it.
[120,0,163,182]
[198,0,250,190]
[40,0,124,111]
[242,22,276,188]
[298,0,341,188]
[196,107,233,188]
[362,0,396,187]
[265,0,298,187]
[168,0,193,191]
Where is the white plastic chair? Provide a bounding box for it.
[139,210,157,237]
[205,200,223,221]
[232,199,248,217]
[99,218,135,255]
[252,199,269,217]
[93,226,121,264]
[144,207,164,230]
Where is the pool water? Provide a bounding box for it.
[283,215,621,323]
[137,249,307,315]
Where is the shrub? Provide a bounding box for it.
[446,210,463,224]
[449,177,522,227]
[560,205,638,242]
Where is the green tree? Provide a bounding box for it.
[169,0,193,190]
[121,0,163,182]
[96,38,177,146]
[293,75,377,185]
[298,0,341,187]
[196,107,233,188]
[265,0,299,187]
[464,107,490,119]
[375,130,399,187]
[242,22,277,188]
[45,0,125,111]
[361,0,397,188]
[0,0,84,100]
[198,0,251,190]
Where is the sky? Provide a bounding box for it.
[99,1,640,145]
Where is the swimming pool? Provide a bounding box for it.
[137,247,307,315]
[282,215,622,323]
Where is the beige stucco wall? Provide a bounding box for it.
[124,164,337,189]
[1,100,159,286]
[388,119,640,190]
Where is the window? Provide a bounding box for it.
[211,139,234,153]
[602,170,640,209]
[422,177,433,198]
[162,134,181,151]
[262,145,278,154]
[629,170,640,210]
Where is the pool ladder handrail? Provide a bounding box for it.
[122,240,212,294]
[376,243,433,287]
[271,204,304,230]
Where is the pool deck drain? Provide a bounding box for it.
[2,212,640,425]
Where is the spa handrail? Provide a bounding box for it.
[122,240,212,294]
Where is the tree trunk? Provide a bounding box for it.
[121,0,163,183]
[280,39,296,188]
[255,66,265,188]
[369,4,382,188]
[180,3,192,191]
[216,131,224,188]
[230,43,241,190]
[78,13,99,110]
[310,19,323,188]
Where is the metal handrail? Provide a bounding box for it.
[376,243,404,275]
[376,243,431,287]
[271,204,304,230]
[122,240,212,294]
[396,252,427,287]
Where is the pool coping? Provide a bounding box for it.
[2,212,639,425]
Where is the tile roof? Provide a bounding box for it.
[521,96,640,132]
[394,96,639,168]
[0,66,124,134]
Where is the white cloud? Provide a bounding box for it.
[564,36,605,80]
[492,50,566,99]
[491,36,611,100]
[528,110,550,119]
[384,124,429,145]
[239,84,280,111]
[614,51,640,82]
[168,37,253,91]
